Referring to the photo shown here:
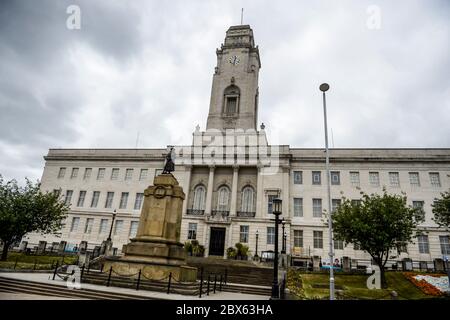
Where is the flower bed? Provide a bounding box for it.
[403,272,449,296]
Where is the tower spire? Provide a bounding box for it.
[241,8,244,25]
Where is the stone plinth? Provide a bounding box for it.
[342,256,351,272]
[103,174,197,282]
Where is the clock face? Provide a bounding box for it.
[229,55,240,65]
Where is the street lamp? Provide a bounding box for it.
[320,83,335,300]
[281,219,286,254]
[107,209,117,242]
[271,198,282,299]
[255,230,259,258]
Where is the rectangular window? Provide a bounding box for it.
[351,199,362,206]
[293,198,303,217]
[125,169,133,181]
[417,235,429,254]
[332,199,341,212]
[105,192,114,209]
[267,195,277,214]
[71,168,79,179]
[226,97,237,114]
[53,189,61,197]
[293,171,302,184]
[111,168,119,180]
[119,192,129,209]
[369,172,380,187]
[134,193,144,210]
[334,239,344,250]
[439,236,450,255]
[293,230,303,247]
[313,231,323,249]
[239,225,249,243]
[139,169,148,181]
[70,217,80,232]
[83,168,92,180]
[330,171,340,185]
[389,172,400,187]
[58,167,66,178]
[267,227,275,245]
[64,190,73,205]
[99,219,108,234]
[129,221,139,238]
[312,198,322,217]
[77,191,86,207]
[429,172,441,187]
[413,201,425,220]
[188,223,197,240]
[113,220,123,236]
[312,171,321,185]
[350,172,360,187]
[354,243,361,251]
[409,172,420,187]
[97,168,105,180]
[84,218,94,234]
[91,191,100,208]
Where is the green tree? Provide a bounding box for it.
[332,190,422,288]
[432,190,450,230]
[0,176,69,260]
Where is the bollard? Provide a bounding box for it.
[199,267,204,298]
[14,257,18,270]
[106,266,112,287]
[167,272,172,294]
[33,259,37,270]
[390,291,398,300]
[219,274,223,291]
[207,275,210,296]
[100,264,104,273]
[214,274,217,293]
[136,269,141,291]
[52,261,59,280]
[80,264,85,281]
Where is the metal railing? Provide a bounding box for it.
[237,211,256,218]
[187,209,205,215]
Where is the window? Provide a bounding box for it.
[313,198,322,217]
[125,169,133,181]
[334,239,344,250]
[312,171,321,185]
[91,191,100,208]
[64,190,73,205]
[226,97,237,114]
[105,192,114,208]
[188,223,197,240]
[139,169,148,181]
[412,201,425,221]
[409,172,420,187]
[99,219,108,234]
[354,243,361,251]
[293,230,303,247]
[58,167,66,178]
[429,172,441,187]
[84,218,94,234]
[331,171,340,185]
[134,193,144,210]
[417,235,429,254]
[350,172,360,187]
[351,199,362,206]
[293,198,303,217]
[313,231,323,248]
[268,195,277,214]
[77,191,86,207]
[240,225,249,243]
[97,168,105,180]
[113,220,123,236]
[193,185,206,210]
[111,168,119,180]
[389,172,400,187]
[217,186,230,211]
[223,85,240,115]
[119,192,129,209]
[71,168,79,179]
[293,171,302,184]
[53,189,61,197]
[83,168,92,180]
[332,199,341,212]
[267,227,275,245]
[369,172,380,187]
[241,186,255,212]
[129,221,139,238]
[439,236,450,255]
[70,217,80,232]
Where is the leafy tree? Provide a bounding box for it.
[332,190,422,288]
[0,176,69,260]
[432,190,450,230]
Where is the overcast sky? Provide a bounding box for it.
[0,0,449,183]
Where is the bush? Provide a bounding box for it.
[235,242,249,259]
[227,247,237,259]
[184,241,193,254]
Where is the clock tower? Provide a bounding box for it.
[206,25,261,131]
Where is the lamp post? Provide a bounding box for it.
[107,210,117,242]
[255,230,259,258]
[320,83,335,300]
[281,220,286,254]
[271,198,282,299]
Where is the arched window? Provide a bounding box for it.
[241,186,255,212]
[192,185,206,210]
[217,186,230,211]
[223,85,240,115]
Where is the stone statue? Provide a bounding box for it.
[162,147,175,174]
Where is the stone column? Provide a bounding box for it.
[256,164,264,218]
[229,165,239,216]
[205,165,215,215]
[282,166,290,218]
[182,165,192,215]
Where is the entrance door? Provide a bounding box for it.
[209,227,226,256]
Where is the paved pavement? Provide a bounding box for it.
[0,272,269,300]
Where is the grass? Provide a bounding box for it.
[0,252,77,270]
[287,269,440,300]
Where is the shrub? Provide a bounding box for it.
[227,247,237,259]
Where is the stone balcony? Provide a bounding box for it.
[237,211,256,218]
[186,209,205,216]
[206,210,231,224]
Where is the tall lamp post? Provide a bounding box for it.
[255,230,259,258]
[281,220,286,254]
[107,209,117,242]
[320,83,335,300]
[271,198,282,299]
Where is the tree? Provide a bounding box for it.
[0,175,69,260]
[432,190,450,230]
[331,189,423,288]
